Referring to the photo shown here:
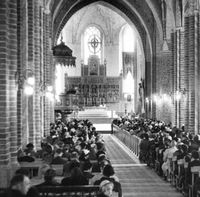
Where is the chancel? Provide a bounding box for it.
[1,1,200,197]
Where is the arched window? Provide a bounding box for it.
[83,26,103,64]
[122,25,135,52]
[119,24,135,111]
[120,24,135,94]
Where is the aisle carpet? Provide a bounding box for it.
[103,134,183,197]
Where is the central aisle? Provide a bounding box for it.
[103,134,183,197]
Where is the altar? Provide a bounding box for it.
[65,55,122,107]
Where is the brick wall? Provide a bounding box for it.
[0,0,18,188]
[154,48,173,124]
[0,0,54,187]
[155,10,200,133]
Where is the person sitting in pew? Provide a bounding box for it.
[82,160,94,184]
[94,164,121,194]
[61,160,88,185]
[90,158,111,185]
[63,151,80,177]
[51,148,67,165]
[25,143,36,156]
[139,133,150,163]
[95,141,106,159]
[15,168,39,197]
[161,139,177,180]
[193,173,200,197]
[186,150,200,185]
[92,154,108,173]
[97,180,114,197]
[17,143,36,163]
[94,164,119,185]
[1,174,31,197]
[36,168,60,187]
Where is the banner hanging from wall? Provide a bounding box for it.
[122,52,135,78]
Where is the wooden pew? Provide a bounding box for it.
[51,164,64,176]
[188,166,200,197]
[154,148,161,175]
[36,185,122,197]
[197,190,200,197]
[19,159,44,178]
[175,159,184,192]
[170,156,177,186]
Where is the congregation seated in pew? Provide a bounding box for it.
[35,168,59,187]
[50,148,67,165]
[112,116,200,196]
[8,117,123,197]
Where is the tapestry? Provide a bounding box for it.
[88,55,100,75]
[122,52,134,77]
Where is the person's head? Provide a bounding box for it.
[70,166,83,177]
[26,143,34,150]
[44,168,57,182]
[70,151,79,160]
[100,159,111,172]
[181,144,188,154]
[170,140,177,147]
[97,154,106,163]
[10,174,30,195]
[99,180,114,197]
[69,160,80,172]
[54,148,63,157]
[82,160,92,171]
[192,150,199,160]
[103,164,115,177]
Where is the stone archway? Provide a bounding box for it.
[51,0,164,118]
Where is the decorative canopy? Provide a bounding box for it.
[52,41,76,67]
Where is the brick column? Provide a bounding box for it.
[0,0,19,188]
[171,31,176,126]
[171,27,187,129]
[177,28,187,129]
[194,11,199,134]
[17,0,28,147]
[43,11,52,136]
[33,0,42,148]
[27,0,35,144]
[185,15,196,133]
[9,0,19,166]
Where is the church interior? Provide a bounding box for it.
[1,0,200,196]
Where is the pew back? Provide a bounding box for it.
[37,185,121,197]
[37,185,100,197]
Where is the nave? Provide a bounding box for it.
[103,134,183,197]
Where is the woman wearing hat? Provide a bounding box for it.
[97,180,114,197]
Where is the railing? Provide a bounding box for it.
[112,124,141,157]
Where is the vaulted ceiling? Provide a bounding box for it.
[47,0,163,47]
